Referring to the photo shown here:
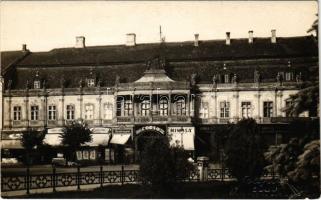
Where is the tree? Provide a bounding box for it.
[21,128,46,165]
[224,118,266,182]
[60,120,92,161]
[139,136,194,197]
[288,140,320,197]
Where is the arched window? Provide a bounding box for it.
[175,98,186,116]
[159,99,168,116]
[103,103,113,119]
[141,100,150,116]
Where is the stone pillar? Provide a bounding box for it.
[274,90,278,117]
[213,91,217,119]
[149,91,152,117]
[97,96,102,126]
[187,91,190,117]
[277,91,283,117]
[168,90,172,119]
[131,92,135,116]
[59,96,65,126]
[113,90,118,122]
[79,95,83,120]
[24,96,29,127]
[233,91,239,122]
[41,96,47,127]
[7,97,12,128]
[197,156,209,181]
[255,91,261,122]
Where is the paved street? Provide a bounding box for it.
[1,164,140,176]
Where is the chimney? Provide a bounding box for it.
[75,36,85,48]
[22,44,27,52]
[271,29,276,43]
[248,30,253,44]
[194,34,199,47]
[226,32,231,45]
[126,33,136,46]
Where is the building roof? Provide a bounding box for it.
[13,36,317,67]
[0,51,29,76]
[1,35,318,90]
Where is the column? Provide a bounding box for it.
[149,90,152,117]
[113,90,118,122]
[274,90,278,117]
[214,91,217,119]
[169,90,172,115]
[97,96,102,126]
[256,91,261,122]
[24,96,29,127]
[277,91,283,117]
[131,92,135,117]
[233,91,239,122]
[79,95,83,120]
[7,97,12,128]
[59,95,65,126]
[41,96,47,127]
[187,91,190,117]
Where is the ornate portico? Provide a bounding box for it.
[114,57,194,125]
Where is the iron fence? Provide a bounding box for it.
[1,166,276,195]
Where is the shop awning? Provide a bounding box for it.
[1,140,23,149]
[44,134,62,146]
[84,133,111,146]
[110,134,131,145]
[168,127,195,150]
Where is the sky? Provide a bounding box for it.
[0,1,318,52]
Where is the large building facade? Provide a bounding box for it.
[0,31,318,163]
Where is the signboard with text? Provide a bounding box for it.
[167,126,195,150]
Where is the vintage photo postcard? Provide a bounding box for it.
[0,1,319,199]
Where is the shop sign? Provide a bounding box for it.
[112,127,133,134]
[168,127,194,134]
[136,126,165,135]
[91,127,111,134]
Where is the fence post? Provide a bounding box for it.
[26,166,30,195]
[221,168,225,182]
[77,166,80,190]
[121,165,124,185]
[100,165,103,188]
[52,166,56,192]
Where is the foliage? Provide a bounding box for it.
[288,140,320,196]
[265,137,320,197]
[21,128,46,151]
[139,136,194,197]
[60,120,92,161]
[264,138,302,177]
[20,128,46,165]
[283,81,319,117]
[224,118,266,182]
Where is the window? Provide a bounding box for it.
[141,100,150,116]
[34,81,40,89]
[241,102,252,118]
[175,98,186,115]
[87,79,95,87]
[124,100,132,116]
[285,72,294,81]
[159,99,168,116]
[263,101,273,117]
[85,104,94,120]
[13,106,21,121]
[66,105,75,120]
[199,102,209,118]
[220,101,230,118]
[285,100,293,117]
[116,99,122,116]
[103,103,113,119]
[224,74,230,83]
[31,106,39,121]
[48,105,56,121]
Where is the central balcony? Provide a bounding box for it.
[116,115,191,124]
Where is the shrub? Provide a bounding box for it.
[139,136,194,197]
[224,118,266,182]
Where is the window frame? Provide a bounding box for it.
[34,81,41,89]
[66,104,75,120]
[141,100,150,116]
[84,104,94,120]
[48,105,57,121]
[103,103,113,119]
[87,79,95,87]
[241,101,252,118]
[220,101,230,118]
[175,98,186,116]
[263,101,273,118]
[159,99,168,116]
[13,106,22,121]
[30,105,39,121]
